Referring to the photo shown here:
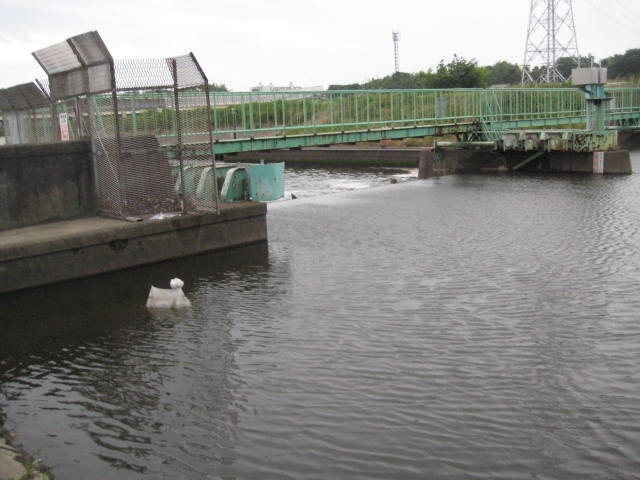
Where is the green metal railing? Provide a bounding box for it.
[101,87,640,154]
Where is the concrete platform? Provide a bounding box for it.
[0,434,49,480]
[0,202,267,295]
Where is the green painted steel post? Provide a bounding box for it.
[329,92,334,124]
[413,91,417,126]
[303,95,307,126]
[248,94,254,132]
[241,94,247,133]
[312,95,316,133]
[353,93,360,124]
[281,94,286,135]
[273,95,278,129]
[131,96,137,135]
[366,93,371,129]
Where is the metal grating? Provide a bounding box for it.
[0,82,50,111]
[115,58,174,90]
[32,39,81,75]
[172,54,207,90]
[0,82,55,145]
[86,52,219,217]
[68,31,111,66]
[32,31,114,100]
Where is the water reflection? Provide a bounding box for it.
[0,243,284,479]
[2,154,640,479]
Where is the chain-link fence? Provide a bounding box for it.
[7,31,220,217]
[84,55,219,217]
[0,82,57,144]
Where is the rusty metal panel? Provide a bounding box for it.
[571,131,618,152]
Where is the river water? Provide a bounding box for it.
[1,153,640,479]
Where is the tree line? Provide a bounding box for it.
[328,48,640,90]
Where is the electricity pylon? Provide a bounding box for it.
[521,0,580,83]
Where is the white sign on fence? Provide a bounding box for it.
[593,151,604,175]
[59,113,69,141]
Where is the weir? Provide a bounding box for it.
[1,33,640,295]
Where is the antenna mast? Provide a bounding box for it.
[392,30,400,73]
[521,0,580,83]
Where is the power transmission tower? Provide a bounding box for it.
[392,30,400,73]
[521,0,580,83]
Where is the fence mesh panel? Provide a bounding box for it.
[86,55,218,217]
[89,94,124,216]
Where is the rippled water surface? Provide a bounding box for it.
[2,153,640,479]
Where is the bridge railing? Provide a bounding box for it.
[208,88,588,137]
[111,88,594,145]
[608,87,640,114]
[6,86,639,149]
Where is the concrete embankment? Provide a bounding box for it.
[0,427,50,480]
[0,203,267,295]
[0,140,268,295]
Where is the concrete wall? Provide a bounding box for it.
[419,148,632,177]
[618,132,640,150]
[417,148,489,178]
[0,141,96,230]
[541,150,631,174]
[0,204,267,294]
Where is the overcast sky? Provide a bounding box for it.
[1,0,638,91]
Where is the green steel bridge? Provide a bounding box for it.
[109,86,640,155]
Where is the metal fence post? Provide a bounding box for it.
[171,58,186,212]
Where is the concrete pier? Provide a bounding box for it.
[0,203,267,295]
[418,148,632,177]
[618,131,640,150]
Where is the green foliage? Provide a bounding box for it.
[602,49,640,79]
[433,55,486,88]
[330,55,485,90]
[327,83,362,90]
[209,83,229,92]
[484,61,522,86]
[555,55,595,79]
[328,48,640,91]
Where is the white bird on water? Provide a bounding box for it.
[146,277,191,308]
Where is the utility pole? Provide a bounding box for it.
[392,30,400,73]
[521,0,580,83]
